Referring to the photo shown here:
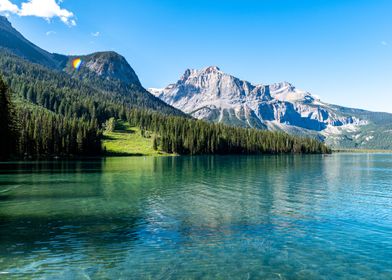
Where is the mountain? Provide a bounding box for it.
[150,66,392,149]
[64,52,141,86]
[0,16,329,158]
[0,15,66,69]
[0,15,138,85]
[0,15,183,117]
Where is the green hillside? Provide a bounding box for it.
[102,121,172,156]
[0,50,185,123]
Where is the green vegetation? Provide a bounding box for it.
[324,104,392,150]
[103,117,330,156]
[0,50,330,159]
[127,110,331,155]
[0,49,183,159]
[0,50,185,124]
[102,121,172,156]
[0,76,16,160]
[15,102,101,158]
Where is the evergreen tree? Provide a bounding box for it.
[0,75,15,160]
[0,52,331,159]
[127,109,331,155]
[152,135,158,151]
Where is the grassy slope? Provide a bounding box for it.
[102,121,173,156]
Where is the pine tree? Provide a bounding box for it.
[152,135,158,151]
[126,109,330,155]
[0,76,15,160]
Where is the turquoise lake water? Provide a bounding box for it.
[0,154,391,279]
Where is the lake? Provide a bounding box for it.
[0,154,392,279]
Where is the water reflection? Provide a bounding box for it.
[0,154,392,279]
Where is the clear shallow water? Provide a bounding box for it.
[0,154,392,279]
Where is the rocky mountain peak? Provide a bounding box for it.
[203,66,221,73]
[180,66,222,81]
[150,67,366,135]
[180,68,192,81]
[65,51,141,86]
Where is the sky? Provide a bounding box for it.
[1,0,392,113]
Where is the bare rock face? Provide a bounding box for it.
[149,66,362,133]
[66,52,141,86]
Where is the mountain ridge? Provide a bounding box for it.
[64,51,141,86]
[0,15,140,86]
[150,66,392,149]
[0,15,67,69]
[0,15,184,117]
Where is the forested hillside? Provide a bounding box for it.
[0,75,15,160]
[127,110,330,155]
[0,15,330,159]
[0,47,183,159]
[16,103,102,157]
[0,51,330,159]
[0,71,329,159]
[0,78,101,159]
[0,50,184,123]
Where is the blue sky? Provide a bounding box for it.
[2,0,392,112]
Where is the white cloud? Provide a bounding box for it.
[0,0,19,13]
[20,0,76,26]
[0,0,76,26]
[45,30,56,35]
[91,31,100,37]
[381,41,388,46]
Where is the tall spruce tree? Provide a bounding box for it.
[0,75,14,160]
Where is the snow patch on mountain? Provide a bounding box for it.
[149,66,368,137]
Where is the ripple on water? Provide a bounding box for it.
[0,154,392,279]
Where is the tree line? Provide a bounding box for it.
[127,109,331,155]
[0,76,101,160]
[15,107,101,158]
[0,50,330,159]
[0,75,15,160]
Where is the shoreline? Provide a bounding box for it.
[333,149,392,154]
[2,151,392,163]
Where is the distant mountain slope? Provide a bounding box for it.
[0,50,184,121]
[150,66,392,149]
[0,15,66,69]
[0,15,138,86]
[0,15,184,117]
[64,52,141,86]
